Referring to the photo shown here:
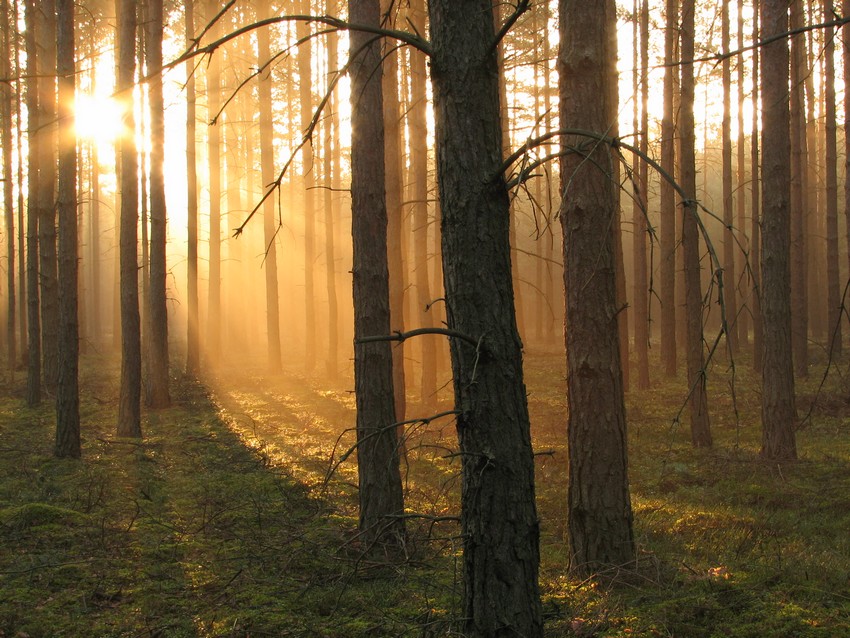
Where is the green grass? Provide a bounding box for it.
[0,347,849,636]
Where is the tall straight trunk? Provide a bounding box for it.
[89,144,101,343]
[844,0,850,342]
[206,0,222,363]
[560,0,635,571]
[660,0,678,376]
[722,0,739,352]
[789,0,808,376]
[736,0,749,347]
[185,0,199,374]
[146,0,169,407]
[681,0,712,447]
[633,0,650,389]
[1,0,14,374]
[117,0,141,438]
[348,0,405,549]
[24,0,40,406]
[804,15,823,342]
[760,0,797,460]
[15,0,25,366]
[55,0,79,458]
[257,10,282,372]
[382,0,406,419]
[823,0,840,353]
[298,0,316,372]
[37,0,58,393]
[751,0,763,370]
[324,9,340,380]
[429,2,542,634]
[410,0,437,406]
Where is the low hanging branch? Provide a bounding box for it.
[356,328,480,349]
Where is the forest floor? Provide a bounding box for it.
[1,345,849,637]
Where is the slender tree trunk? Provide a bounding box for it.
[381,0,406,420]
[257,8,282,372]
[789,0,808,376]
[429,2,542,634]
[24,0,40,406]
[14,0,25,367]
[722,0,739,353]
[325,9,340,381]
[752,0,763,371]
[55,0,79,458]
[660,0,678,376]
[185,0,199,374]
[560,0,635,572]
[146,0,169,407]
[760,0,797,460]
[633,0,650,389]
[348,0,405,550]
[298,0,316,372]
[736,0,749,348]
[681,0,712,447]
[823,0,840,354]
[37,0,58,393]
[206,0,222,364]
[843,0,850,346]
[409,0,437,406]
[117,0,141,438]
[1,0,14,375]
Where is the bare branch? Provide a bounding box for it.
[356,328,480,349]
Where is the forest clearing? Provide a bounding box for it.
[1,349,849,637]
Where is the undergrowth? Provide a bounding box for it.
[0,346,848,637]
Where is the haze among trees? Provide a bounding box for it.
[1,0,850,635]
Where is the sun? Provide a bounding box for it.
[75,92,123,149]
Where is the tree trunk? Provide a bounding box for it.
[789,0,808,376]
[1,0,14,375]
[257,6,282,373]
[633,0,650,390]
[348,0,405,550]
[560,0,635,573]
[722,0,739,353]
[55,0,79,458]
[206,0,222,364]
[844,0,850,351]
[429,2,542,634]
[37,0,58,393]
[24,0,40,406]
[324,6,340,381]
[751,0,763,371]
[660,0,678,377]
[14,0,26,367]
[681,0,712,447]
[185,0,199,375]
[736,0,749,348]
[823,0,840,354]
[146,0,169,407]
[117,0,142,438]
[760,0,797,460]
[298,0,316,373]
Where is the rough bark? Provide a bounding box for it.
[560,0,635,573]
[681,0,712,447]
[55,0,79,458]
[760,0,797,460]
[117,0,142,438]
[146,0,170,407]
[349,0,405,550]
[429,2,542,634]
[660,0,678,376]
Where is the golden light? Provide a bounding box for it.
[75,92,123,148]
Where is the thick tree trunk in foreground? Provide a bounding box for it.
[55,0,79,459]
[349,0,405,550]
[429,2,542,635]
[146,0,170,407]
[760,0,797,460]
[117,0,142,438]
[560,0,635,573]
